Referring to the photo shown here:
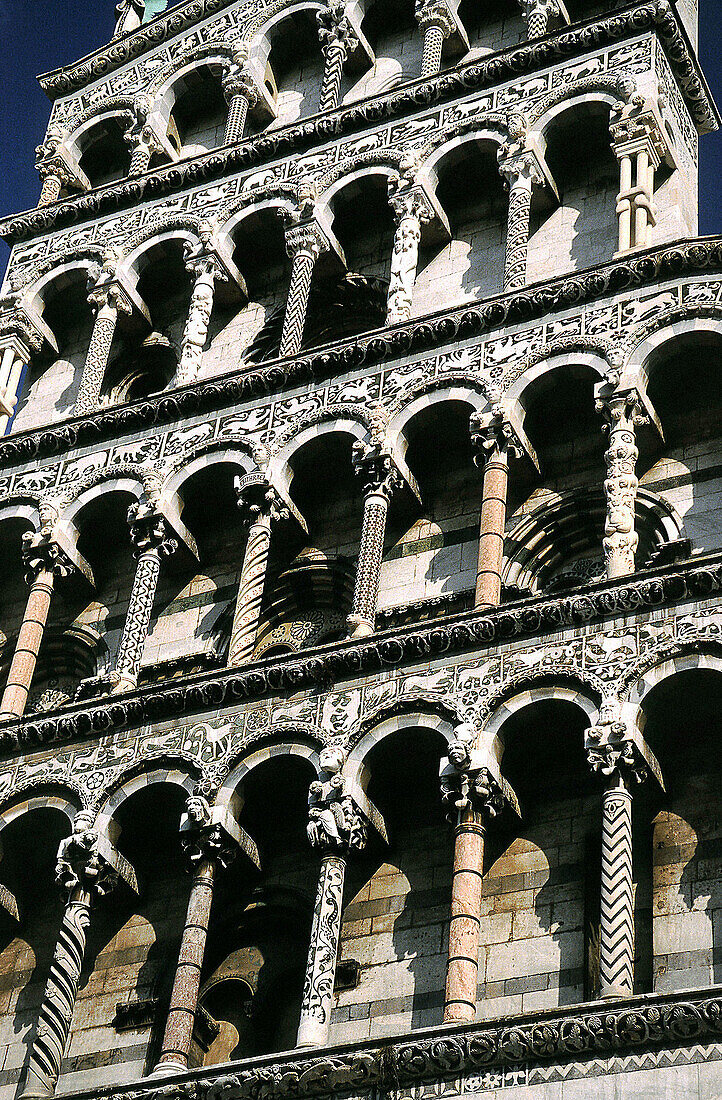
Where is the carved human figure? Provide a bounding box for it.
[386,182,433,325]
[595,390,647,579]
[177,247,221,386]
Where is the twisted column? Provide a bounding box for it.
[470,408,523,610]
[596,389,647,580]
[316,5,358,112]
[279,222,329,359]
[348,442,402,639]
[440,727,508,1023]
[22,813,123,1098]
[113,505,178,693]
[223,70,259,145]
[386,183,433,326]
[586,706,656,1000]
[499,151,545,292]
[297,746,367,1048]
[0,535,73,720]
[415,0,455,77]
[74,267,133,416]
[177,253,221,386]
[153,796,252,1075]
[228,478,289,666]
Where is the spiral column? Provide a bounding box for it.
[499,151,545,292]
[347,444,402,639]
[316,6,358,112]
[74,276,133,417]
[279,222,329,359]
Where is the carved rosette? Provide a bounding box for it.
[386,183,433,325]
[596,389,648,579]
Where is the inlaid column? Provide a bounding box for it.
[228,477,290,666]
[297,746,367,1048]
[440,729,508,1023]
[177,254,221,386]
[279,222,329,359]
[499,151,545,292]
[595,388,647,580]
[347,442,402,639]
[585,706,659,1001]
[610,107,667,254]
[519,0,567,38]
[223,70,259,145]
[125,99,161,177]
[35,130,72,208]
[153,796,256,1075]
[386,183,433,326]
[113,504,178,693]
[470,409,522,610]
[316,5,358,112]
[22,812,134,1098]
[415,0,455,78]
[74,271,133,417]
[0,534,73,721]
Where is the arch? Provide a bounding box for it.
[0,788,81,833]
[215,740,321,817]
[268,409,373,493]
[0,497,41,535]
[162,441,261,503]
[620,312,722,393]
[59,473,147,532]
[119,216,206,280]
[622,646,722,711]
[246,0,325,62]
[419,115,523,188]
[94,763,199,837]
[481,679,600,741]
[24,254,105,312]
[317,157,407,208]
[67,105,135,159]
[147,44,239,106]
[527,74,636,135]
[344,706,458,783]
[502,343,619,426]
[386,379,490,456]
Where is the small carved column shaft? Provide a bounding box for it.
[38,173,63,207]
[129,142,152,176]
[177,258,217,386]
[445,807,485,1022]
[229,511,272,665]
[597,390,645,580]
[296,852,346,1047]
[503,170,533,292]
[526,7,548,35]
[0,567,54,720]
[475,441,509,610]
[415,0,454,78]
[74,302,118,416]
[599,776,634,999]
[348,445,401,639]
[280,223,328,359]
[114,507,177,693]
[223,72,258,145]
[22,886,91,1099]
[317,9,357,113]
[319,43,347,112]
[421,23,445,77]
[0,348,29,435]
[386,191,429,327]
[155,857,216,1072]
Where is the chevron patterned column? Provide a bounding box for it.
[599,775,634,999]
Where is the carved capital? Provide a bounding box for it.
[351,440,403,500]
[387,181,435,225]
[439,726,514,823]
[87,255,134,316]
[316,2,359,55]
[498,149,545,190]
[0,298,45,359]
[470,406,525,465]
[22,531,74,585]
[181,798,240,870]
[284,220,331,261]
[307,745,368,855]
[222,66,260,108]
[518,0,566,25]
[235,473,291,528]
[183,229,229,283]
[609,100,670,168]
[127,502,178,560]
[414,0,455,35]
[55,812,119,901]
[585,699,662,788]
[595,387,649,434]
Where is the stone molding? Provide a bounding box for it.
[1,235,721,467]
[24,987,722,1100]
[0,550,721,755]
[10,2,714,250]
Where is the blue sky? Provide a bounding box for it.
[0,0,721,274]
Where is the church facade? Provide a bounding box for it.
[0,0,721,1096]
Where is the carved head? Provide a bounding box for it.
[186,795,212,825]
[319,744,345,776]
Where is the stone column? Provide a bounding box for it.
[316,5,358,112]
[386,182,433,326]
[74,266,133,417]
[610,107,666,254]
[22,812,133,1098]
[0,534,73,721]
[124,99,162,177]
[415,0,455,78]
[177,254,222,386]
[440,727,507,1023]
[519,0,567,38]
[279,222,329,359]
[153,796,255,1075]
[585,705,658,1000]
[347,442,402,639]
[223,70,259,145]
[35,129,72,208]
[470,408,523,610]
[297,746,367,1048]
[499,151,545,293]
[0,323,42,435]
[595,388,647,580]
[228,477,290,666]
[113,504,178,693]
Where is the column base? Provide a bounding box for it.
[347,615,374,639]
[148,1059,188,1078]
[296,1020,329,1048]
[599,983,633,1001]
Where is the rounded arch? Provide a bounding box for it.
[481,679,600,742]
[528,76,636,138]
[216,740,321,817]
[59,474,147,534]
[623,646,722,713]
[0,497,41,535]
[620,313,722,393]
[317,158,406,209]
[94,762,200,837]
[119,217,206,280]
[246,0,325,62]
[24,254,105,313]
[67,105,135,158]
[387,378,489,451]
[502,344,618,426]
[163,441,261,503]
[147,44,239,106]
[344,706,458,783]
[419,116,522,187]
[0,787,82,834]
[268,410,373,493]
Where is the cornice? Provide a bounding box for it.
[10,2,715,250]
[2,550,721,755]
[1,234,721,467]
[45,987,722,1100]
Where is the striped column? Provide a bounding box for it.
[599,776,634,998]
